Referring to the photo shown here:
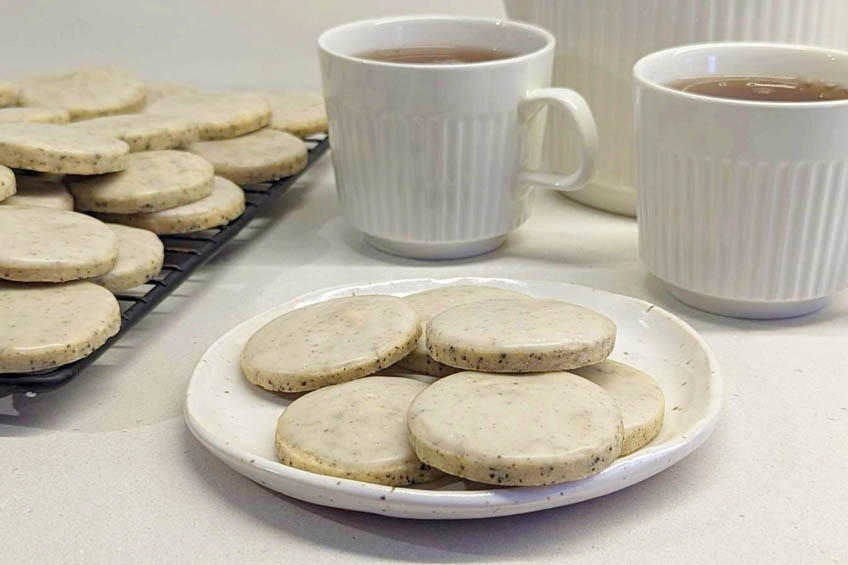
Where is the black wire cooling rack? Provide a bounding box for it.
[0,134,329,394]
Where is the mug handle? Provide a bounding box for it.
[518,87,598,191]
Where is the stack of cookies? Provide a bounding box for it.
[0,67,327,374]
[240,286,666,488]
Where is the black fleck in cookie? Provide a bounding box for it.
[241,295,420,392]
[0,206,118,282]
[406,371,624,486]
[571,360,665,456]
[93,176,244,234]
[0,281,120,373]
[426,298,616,372]
[275,376,442,486]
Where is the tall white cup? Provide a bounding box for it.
[634,42,848,319]
[318,16,598,260]
[505,0,848,216]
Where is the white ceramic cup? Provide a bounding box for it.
[634,42,848,319]
[318,16,598,260]
[505,0,848,217]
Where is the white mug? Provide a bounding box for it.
[505,0,848,217]
[318,16,598,260]
[634,42,848,319]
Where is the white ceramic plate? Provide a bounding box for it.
[184,278,722,519]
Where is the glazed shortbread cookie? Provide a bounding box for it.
[0,123,128,174]
[397,285,528,377]
[16,67,146,120]
[259,92,327,137]
[241,295,420,392]
[0,165,14,201]
[427,298,616,372]
[94,176,245,234]
[0,175,73,210]
[0,106,70,124]
[90,224,164,292]
[0,82,19,107]
[407,371,624,485]
[0,207,118,282]
[571,360,666,456]
[186,129,307,184]
[145,92,271,140]
[67,150,214,213]
[69,113,199,152]
[0,281,120,372]
[275,376,442,486]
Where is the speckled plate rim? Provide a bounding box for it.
[184,277,722,519]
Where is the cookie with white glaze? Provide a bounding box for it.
[0,175,73,210]
[0,107,70,124]
[69,113,199,152]
[0,206,117,282]
[427,298,616,372]
[67,150,214,213]
[90,224,164,292]
[16,67,146,120]
[241,295,420,392]
[571,360,665,455]
[93,176,244,234]
[397,285,528,377]
[275,376,442,486]
[0,165,14,201]
[0,82,19,107]
[407,371,624,486]
[259,91,327,137]
[0,123,128,174]
[186,128,307,184]
[0,281,120,373]
[145,92,270,140]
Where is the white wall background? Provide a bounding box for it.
[1,0,503,91]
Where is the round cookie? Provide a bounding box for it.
[398,285,529,377]
[0,106,70,124]
[0,82,19,107]
[0,123,129,174]
[90,224,164,292]
[241,295,421,392]
[275,376,443,486]
[1,175,73,210]
[186,128,307,184]
[16,67,146,121]
[0,281,120,373]
[0,207,118,282]
[67,150,214,213]
[427,298,616,372]
[0,165,15,201]
[259,92,327,137]
[571,360,666,456]
[94,176,245,234]
[407,371,624,486]
[145,92,271,140]
[69,113,199,152]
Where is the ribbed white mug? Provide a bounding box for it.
[505,0,848,216]
[634,43,848,319]
[318,16,598,260]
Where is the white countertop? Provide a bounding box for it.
[3,154,846,564]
